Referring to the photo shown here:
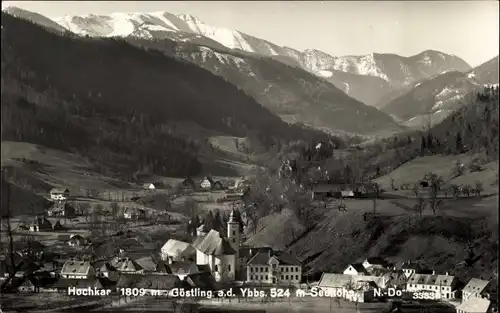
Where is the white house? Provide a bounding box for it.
[341,189,355,198]
[143,183,156,190]
[50,188,70,201]
[343,263,368,276]
[362,257,389,269]
[68,234,86,247]
[200,177,214,190]
[160,239,196,263]
[462,278,494,303]
[60,260,94,279]
[456,297,494,313]
[123,207,145,220]
[406,274,457,300]
[317,273,386,303]
[192,229,236,283]
[246,250,302,286]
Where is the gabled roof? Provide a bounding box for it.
[364,257,388,266]
[456,297,491,313]
[347,263,367,274]
[168,261,199,276]
[192,230,235,256]
[463,278,490,294]
[401,261,421,270]
[184,272,219,290]
[155,260,171,273]
[134,256,157,272]
[161,239,195,256]
[407,274,455,287]
[110,257,143,272]
[99,263,116,272]
[61,260,92,276]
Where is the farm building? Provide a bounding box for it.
[60,260,94,279]
[200,176,215,190]
[160,239,196,263]
[49,188,70,201]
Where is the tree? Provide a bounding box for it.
[390,177,396,191]
[462,184,472,197]
[452,161,465,177]
[414,196,426,218]
[455,132,464,154]
[474,181,483,197]
[450,184,460,199]
[110,202,119,220]
[424,173,444,215]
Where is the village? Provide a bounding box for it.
[0,169,497,313]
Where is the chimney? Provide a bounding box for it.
[432,270,436,275]
[268,249,273,258]
[249,249,253,256]
[445,272,449,276]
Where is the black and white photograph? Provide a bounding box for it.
[0,1,498,312]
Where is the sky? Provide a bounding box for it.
[2,1,499,67]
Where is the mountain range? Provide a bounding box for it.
[4,7,474,108]
[380,56,499,128]
[2,6,498,134]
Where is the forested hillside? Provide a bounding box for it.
[1,13,331,179]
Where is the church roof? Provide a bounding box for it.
[192,230,235,256]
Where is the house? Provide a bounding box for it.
[246,250,302,286]
[362,257,389,269]
[184,271,219,291]
[96,263,117,279]
[406,273,458,300]
[343,263,368,276]
[123,207,146,220]
[456,297,495,313]
[200,176,215,190]
[181,177,196,190]
[192,229,236,282]
[50,188,70,201]
[341,189,355,198]
[239,246,273,272]
[317,273,386,303]
[400,261,422,278]
[29,217,53,232]
[68,234,86,247]
[4,258,40,278]
[52,221,65,231]
[35,261,60,278]
[154,260,171,275]
[110,257,144,274]
[212,181,224,190]
[16,276,39,293]
[311,184,337,200]
[60,260,94,279]
[135,256,158,272]
[462,278,496,303]
[160,239,196,263]
[168,261,199,280]
[142,183,156,190]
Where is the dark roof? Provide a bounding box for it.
[365,257,388,266]
[313,184,337,193]
[184,272,219,291]
[168,261,199,275]
[247,250,301,266]
[239,246,273,259]
[99,263,116,272]
[348,263,367,273]
[50,188,69,194]
[116,274,181,290]
[401,261,421,270]
[192,230,236,256]
[196,264,211,273]
[13,240,46,251]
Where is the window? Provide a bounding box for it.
[215,265,218,271]
[233,231,236,236]
[265,276,268,280]
[228,265,231,271]
[250,267,253,272]
[295,275,299,280]
[286,275,289,280]
[250,275,253,280]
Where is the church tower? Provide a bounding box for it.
[227,209,240,266]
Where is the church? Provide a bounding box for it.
[192,210,241,282]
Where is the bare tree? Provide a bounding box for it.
[474,181,483,197]
[449,184,460,199]
[424,173,444,215]
[414,197,426,218]
[462,184,472,197]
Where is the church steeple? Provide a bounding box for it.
[227,208,240,268]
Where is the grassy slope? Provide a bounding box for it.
[246,153,498,282]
